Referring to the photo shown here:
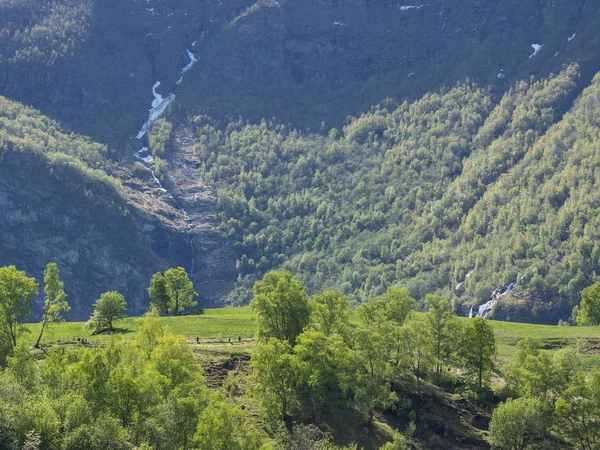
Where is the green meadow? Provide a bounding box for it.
[24,308,600,370]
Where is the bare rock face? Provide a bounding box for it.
[162,129,238,306]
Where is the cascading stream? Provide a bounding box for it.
[134,47,200,280]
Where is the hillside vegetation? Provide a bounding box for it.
[181,65,600,322]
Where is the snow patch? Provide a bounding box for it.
[137,82,176,139]
[497,69,505,79]
[528,44,543,58]
[181,49,198,74]
[333,21,347,26]
[399,5,426,10]
[568,33,576,42]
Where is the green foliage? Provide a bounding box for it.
[310,291,351,336]
[148,118,173,158]
[251,270,310,345]
[0,312,266,450]
[0,266,38,362]
[188,65,595,319]
[488,397,550,450]
[458,317,496,388]
[88,291,127,331]
[506,340,581,404]
[194,400,261,450]
[554,371,600,449]
[148,273,171,316]
[154,156,168,182]
[426,295,462,373]
[577,282,600,326]
[294,329,353,420]
[249,338,303,420]
[163,267,198,315]
[35,262,69,347]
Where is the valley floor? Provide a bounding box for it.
[26,308,600,371]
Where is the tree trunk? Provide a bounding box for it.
[35,315,48,348]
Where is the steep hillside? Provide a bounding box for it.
[0,96,235,319]
[168,65,600,323]
[2,0,600,143]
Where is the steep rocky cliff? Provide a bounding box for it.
[2,0,600,143]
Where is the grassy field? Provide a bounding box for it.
[25,307,256,347]
[23,308,600,370]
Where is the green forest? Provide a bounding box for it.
[175,64,600,323]
[3,264,600,449]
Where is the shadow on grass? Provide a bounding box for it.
[91,327,134,336]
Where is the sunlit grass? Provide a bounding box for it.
[23,307,600,370]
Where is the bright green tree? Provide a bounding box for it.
[35,262,69,348]
[352,326,397,425]
[553,370,600,449]
[459,317,496,388]
[577,282,600,326]
[426,294,461,373]
[148,273,171,315]
[311,291,351,336]
[488,397,550,450]
[89,291,127,331]
[0,266,38,351]
[294,329,353,421]
[251,270,310,345]
[249,338,304,420]
[194,400,261,450]
[400,319,433,381]
[164,267,198,315]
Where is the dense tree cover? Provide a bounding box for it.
[490,337,600,449]
[5,265,600,449]
[0,310,264,450]
[0,0,92,66]
[0,96,111,170]
[249,271,496,443]
[189,65,597,320]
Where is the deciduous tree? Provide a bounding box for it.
[459,317,496,389]
[35,263,69,348]
[89,292,127,332]
[0,266,38,351]
[251,271,310,345]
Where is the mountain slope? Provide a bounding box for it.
[2,0,600,143]
[0,96,234,319]
[168,65,600,323]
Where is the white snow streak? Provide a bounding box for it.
[568,33,576,42]
[399,5,425,10]
[528,44,543,58]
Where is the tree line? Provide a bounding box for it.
[2,264,600,448]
